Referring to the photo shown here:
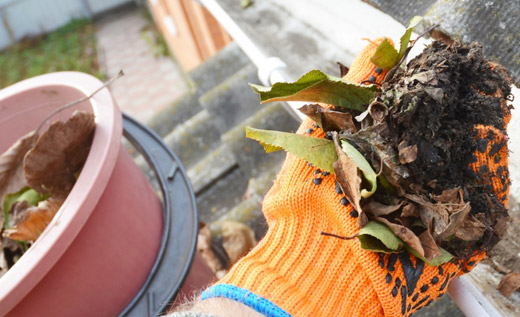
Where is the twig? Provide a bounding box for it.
[35,70,124,135]
[320,231,358,240]
[384,24,441,83]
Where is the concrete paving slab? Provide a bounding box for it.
[95,6,188,124]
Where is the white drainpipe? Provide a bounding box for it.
[196,0,501,316]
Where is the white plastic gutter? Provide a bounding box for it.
[196,0,503,316]
[196,0,306,121]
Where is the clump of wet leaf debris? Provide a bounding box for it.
[245,17,513,265]
[0,111,95,276]
[341,40,511,261]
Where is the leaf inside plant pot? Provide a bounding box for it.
[0,132,38,217]
[3,198,62,242]
[24,111,95,200]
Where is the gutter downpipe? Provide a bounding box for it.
[195,1,501,316]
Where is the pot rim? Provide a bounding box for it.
[0,72,122,314]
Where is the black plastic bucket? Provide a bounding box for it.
[119,114,213,316]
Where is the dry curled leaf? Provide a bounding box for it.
[493,216,509,239]
[221,220,257,265]
[375,216,425,257]
[299,104,357,133]
[437,202,471,241]
[3,198,61,242]
[401,203,419,218]
[0,132,37,212]
[364,201,403,217]
[368,101,388,124]
[398,142,418,164]
[497,272,520,297]
[24,111,95,199]
[197,223,226,276]
[454,215,487,241]
[418,221,442,260]
[332,133,364,224]
[406,188,473,242]
[432,188,460,203]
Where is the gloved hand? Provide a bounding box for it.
[201,39,510,316]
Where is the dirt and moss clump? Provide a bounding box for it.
[350,41,512,258]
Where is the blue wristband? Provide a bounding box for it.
[201,284,292,317]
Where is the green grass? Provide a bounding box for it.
[0,19,102,88]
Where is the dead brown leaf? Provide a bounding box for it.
[405,70,437,85]
[406,193,450,239]
[337,61,349,77]
[455,215,487,241]
[0,132,37,211]
[493,216,509,239]
[340,125,409,187]
[419,221,442,260]
[197,223,226,276]
[3,198,61,242]
[398,142,418,164]
[221,221,257,265]
[432,188,460,203]
[401,203,419,218]
[332,133,364,225]
[298,104,321,123]
[497,272,520,297]
[299,104,357,133]
[375,216,425,257]
[364,201,403,217]
[424,87,444,103]
[24,111,95,199]
[368,101,388,123]
[405,188,473,242]
[438,201,471,241]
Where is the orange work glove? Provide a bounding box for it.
[201,39,510,316]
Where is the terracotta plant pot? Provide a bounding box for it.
[0,72,212,316]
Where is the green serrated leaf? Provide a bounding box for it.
[249,70,377,111]
[358,221,404,253]
[397,16,423,62]
[3,187,48,229]
[370,38,399,70]
[406,245,453,266]
[245,126,337,172]
[370,16,423,71]
[340,139,377,198]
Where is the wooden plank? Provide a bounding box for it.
[159,0,202,70]
[188,0,218,59]
[147,0,233,70]
[200,6,229,51]
[180,0,206,58]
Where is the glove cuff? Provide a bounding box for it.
[201,284,291,317]
[205,211,384,317]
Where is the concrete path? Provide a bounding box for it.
[95,7,188,124]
